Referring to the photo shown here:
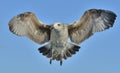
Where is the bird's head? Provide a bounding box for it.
[51,22,66,30]
[54,22,63,28]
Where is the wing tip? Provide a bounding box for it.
[88,9,117,16]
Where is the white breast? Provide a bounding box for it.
[50,27,68,44]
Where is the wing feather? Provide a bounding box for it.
[68,9,117,44]
[9,12,51,44]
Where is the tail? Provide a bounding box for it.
[38,43,80,66]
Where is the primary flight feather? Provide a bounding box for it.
[9,9,117,65]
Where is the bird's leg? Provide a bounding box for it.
[49,48,54,64]
[60,52,63,66]
[60,60,62,66]
[50,58,52,64]
[49,51,53,64]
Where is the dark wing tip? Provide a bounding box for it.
[88,9,117,17]
[88,9,117,28]
[102,10,117,28]
[17,12,34,17]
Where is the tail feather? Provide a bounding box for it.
[38,46,52,58]
[66,50,72,57]
[73,46,80,51]
[63,53,67,60]
[38,43,80,65]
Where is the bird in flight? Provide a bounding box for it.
[9,9,116,65]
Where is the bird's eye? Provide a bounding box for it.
[57,24,61,26]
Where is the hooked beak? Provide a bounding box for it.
[50,25,54,30]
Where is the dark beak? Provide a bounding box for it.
[50,25,54,30]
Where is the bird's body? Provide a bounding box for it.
[50,23,69,53]
[50,23,68,43]
[8,9,117,65]
[39,23,80,65]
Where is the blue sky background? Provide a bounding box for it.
[0,0,120,73]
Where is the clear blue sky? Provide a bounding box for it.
[0,0,120,73]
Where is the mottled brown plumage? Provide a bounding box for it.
[9,12,51,44]
[68,9,116,44]
[9,9,116,65]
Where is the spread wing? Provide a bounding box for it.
[9,12,51,44]
[68,9,117,44]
